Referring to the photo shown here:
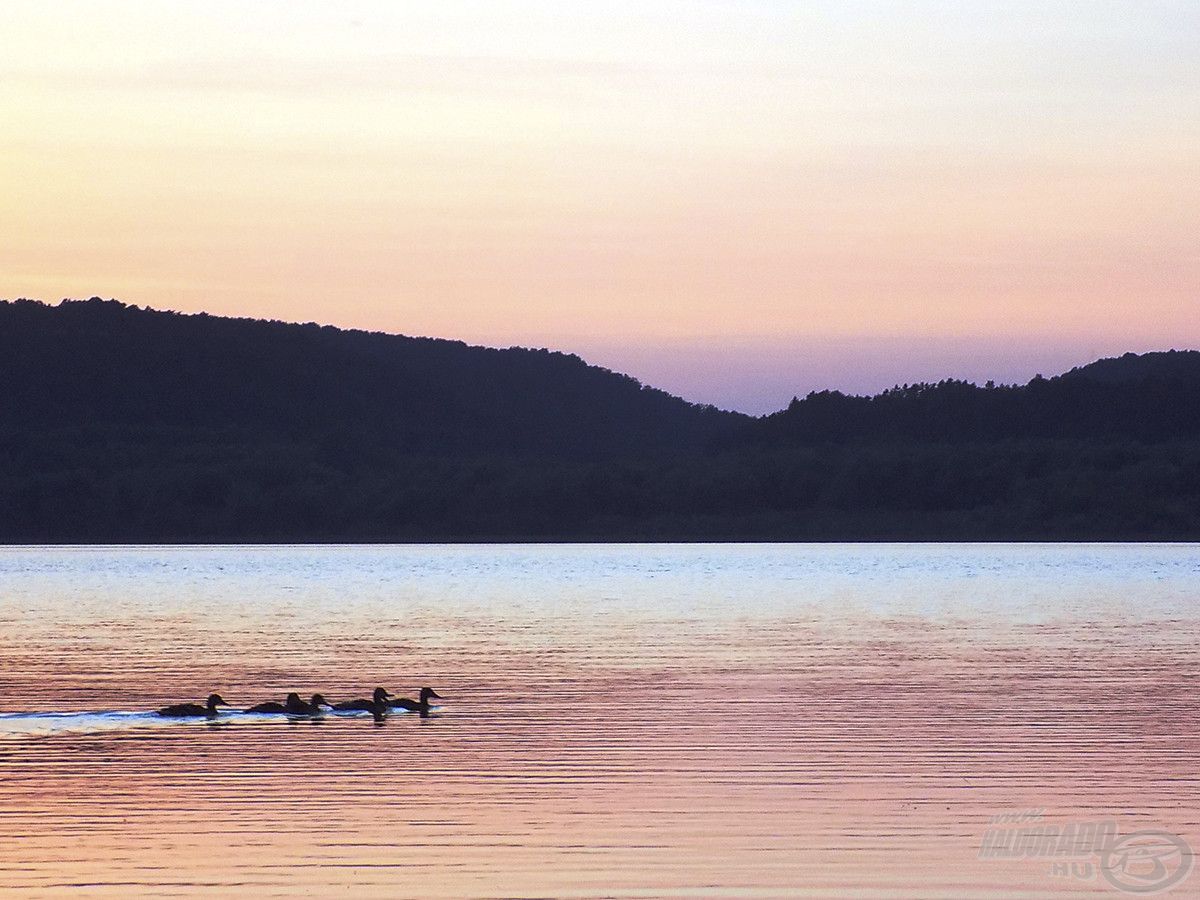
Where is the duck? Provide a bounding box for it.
[157,693,229,718]
[245,692,297,714]
[388,687,442,716]
[246,693,332,715]
[300,696,333,715]
[332,687,392,714]
[243,692,299,714]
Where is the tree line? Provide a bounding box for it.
[2,298,1197,540]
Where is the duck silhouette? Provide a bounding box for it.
[241,696,309,715]
[246,692,299,714]
[388,687,442,716]
[300,693,332,714]
[245,692,329,715]
[157,693,229,718]
[332,687,391,715]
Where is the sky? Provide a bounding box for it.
[2,1,1197,413]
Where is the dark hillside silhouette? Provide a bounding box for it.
[0,297,734,460]
[752,358,1200,445]
[1,298,1198,541]
[1061,350,1200,385]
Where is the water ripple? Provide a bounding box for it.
[0,543,1196,898]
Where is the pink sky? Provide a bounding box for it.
[2,2,1197,412]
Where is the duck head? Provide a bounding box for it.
[372,687,392,704]
[310,693,330,709]
[206,693,229,709]
[419,687,442,704]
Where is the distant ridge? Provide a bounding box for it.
[753,349,1200,445]
[0,297,736,459]
[1061,349,1200,385]
[1,297,1197,541]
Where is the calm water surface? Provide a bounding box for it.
[0,544,1196,898]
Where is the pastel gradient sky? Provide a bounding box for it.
[2,2,1197,412]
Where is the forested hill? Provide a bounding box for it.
[1,298,1198,541]
[0,298,736,459]
[752,350,1200,445]
[1062,350,1200,385]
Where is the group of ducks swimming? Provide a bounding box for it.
[156,687,442,719]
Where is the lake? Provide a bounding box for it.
[0,544,1196,897]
